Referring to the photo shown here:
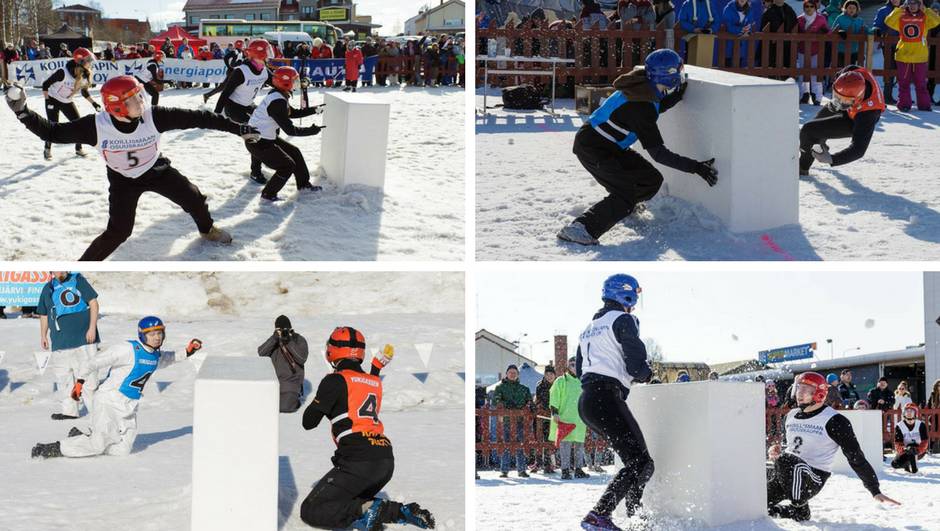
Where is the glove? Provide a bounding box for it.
[838,31,847,41]
[92,101,102,112]
[374,344,395,367]
[674,81,688,99]
[812,144,833,165]
[186,338,203,357]
[313,104,325,115]
[305,125,322,135]
[239,124,260,142]
[70,379,84,401]
[693,158,718,186]
[5,83,28,117]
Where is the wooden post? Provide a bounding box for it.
[554,335,567,374]
[865,33,875,71]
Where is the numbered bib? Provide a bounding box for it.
[94,107,162,178]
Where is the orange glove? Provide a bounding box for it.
[186,338,203,357]
[70,379,84,401]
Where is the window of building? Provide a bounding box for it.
[246,13,256,20]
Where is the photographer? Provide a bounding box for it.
[257,315,309,413]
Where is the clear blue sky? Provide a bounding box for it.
[477,271,925,366]
[78,0,432,33]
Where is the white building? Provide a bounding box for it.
[475,329,539,386]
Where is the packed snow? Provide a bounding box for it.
[476,456,940,530]
[475,88,940,261]
[0,85,464,261]
[0,272,465,530]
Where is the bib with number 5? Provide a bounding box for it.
[94,108,161,178]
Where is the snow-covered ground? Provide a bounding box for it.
[0,85,464,261]
[0,272,465,530]
[476,456,940,530]
[475,89,940,261]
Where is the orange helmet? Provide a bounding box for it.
[73,47,94,66]
[326,326,366,366]
[903,403,920,420]
[271,66,299,93]
[101,75,143,118]
[833,71,866,103]
[152,50,165,62]
[244,39,272,62]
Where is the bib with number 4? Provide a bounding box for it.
[94,108,161,178]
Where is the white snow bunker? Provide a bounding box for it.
[192,355,279,531]
[321,92,391,189]
[656,66,799,233]
[625,381,768,526]
[832,410,884,476]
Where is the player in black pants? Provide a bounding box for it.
[576,274,654,531]
[134,50,165,105]
[558,49,718,246]
[5,75,259,261]
[766,372,900,521]
[213,39,273,184]
[299,328,434,530]
[798,65,885,176]
[40,47,101,160]
[246,66,323,201]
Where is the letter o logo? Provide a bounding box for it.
[59,288,80,308]
[902,23,921,40]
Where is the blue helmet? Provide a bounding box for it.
[602,274,641,308]
[644,49,685,92]
[138,316,165,344]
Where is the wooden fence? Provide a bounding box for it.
[477,20,940,88]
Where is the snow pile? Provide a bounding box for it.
[0,85,464,261]
[475,88,940,261]
[476,455,940,530]
[0,273,464,529]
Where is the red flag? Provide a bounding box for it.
[556,421,576,447]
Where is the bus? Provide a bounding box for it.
[199,19,342,47]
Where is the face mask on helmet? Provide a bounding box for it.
[903,406,918,420]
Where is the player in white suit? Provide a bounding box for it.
[31,316,175,459]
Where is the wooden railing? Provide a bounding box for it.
[766,407,940,447]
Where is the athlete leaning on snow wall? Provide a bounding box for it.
[4,75,261,261]
[299,327,435,531]
[576,274,655,531]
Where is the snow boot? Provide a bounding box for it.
[557,221,599,245]
[562,468,572,480]
[51,413,78,420]
[581,511,623,531]
[297,183,322,193]
[499,471,508,478]
[201,226,233,244]
[249,171,268,185]
[75,147,87,157]
[31,441,62,459]
[574,467,590,479]
[43,147,52,160]
[67,426,84,437]
[910,456,918,474]
[351,499,385,531]
[398,502,435,528]
[352,499,435,530]
[517,470,530,478]
[769,503,810,521]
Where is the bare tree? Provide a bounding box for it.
[642,337,664,364]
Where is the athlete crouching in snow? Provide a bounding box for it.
[558,49,718,246]
[798,65,884,176]
[766,371,900,521]
[31,317,172,459]
[577,274,654,531]
[300,327,434,531]
[246,66,323,202]
[891,403,928,474]
[5,75,260,261]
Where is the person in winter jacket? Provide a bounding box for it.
[679,0,721,34]
[493,364,532,478]
[581,0,610,28]
[722,0,760,67]
[830,0,866,66]
[310,38,334,87]
[822,0,843,25]
[886,0,940,110]
[891,404,929,473]
[550,357,590,480]
[797,0,830,104]
[176,38,194,60]
[866,377,896,411]
[532,366,557,474]
[824,374,844,409]
[873,0,903,103]
[344,44,364,91]
[761,0,798,73]
[257,315,309,413]
[620,0,658,30]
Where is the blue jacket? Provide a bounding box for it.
[872,3,900,36]
[679,0,722,33]
[721,1,760,35]
[831,13,866,54]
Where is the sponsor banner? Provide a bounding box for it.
[0,271,52,306]
[759,342,817,364]
[288,55,379,82]
[11,58,227,86]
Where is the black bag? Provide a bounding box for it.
[501,84,546,110]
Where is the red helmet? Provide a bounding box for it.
[833,71,866,103]
[903,403,920,420]
[325,326,366,366]
[101,75,143,118]
[152,50,165,62]
[235,40,244,50]
[794,372,828,404]
[271,66,299,93]
[73,47,94,66]
[244,39,271,61]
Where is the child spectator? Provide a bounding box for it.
[797,0,830,104]
[885,0,940,111]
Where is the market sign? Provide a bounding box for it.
[758,342,816,364]
[319,7,348,21]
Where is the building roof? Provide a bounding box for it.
[424,0,465,17]
[55,4,101,13]
[710,359,771,376]
[184,0,281,10]
[475,329,538,366]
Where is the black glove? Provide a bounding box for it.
[694,158,718,186]
[92,101,102,112]
[305,125,322,135]
[838,31,847,41]
[239,124,260,142]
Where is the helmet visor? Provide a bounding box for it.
[904,407,917,419]
[794,382,818,403]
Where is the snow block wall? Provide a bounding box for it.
[656,66,800,233]
[192,355,279,531]
[627,381,767,526]
[924,272,940,393]
[831,410,884,476]
[321,92,391,188]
